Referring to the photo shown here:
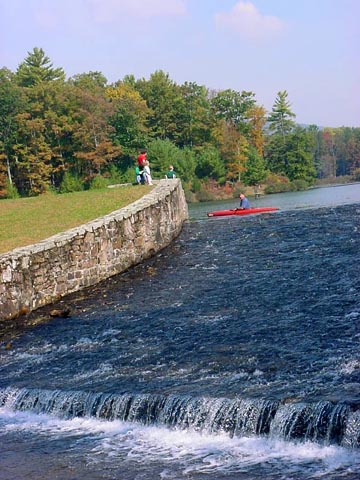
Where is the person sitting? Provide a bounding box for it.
[239,193,250,209]
[135,165,144,184]
[165,165,176,179]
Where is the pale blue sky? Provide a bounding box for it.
[0,0,359,127]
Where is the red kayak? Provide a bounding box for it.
[207,207,279,217]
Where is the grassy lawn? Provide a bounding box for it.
[0,185,153,255]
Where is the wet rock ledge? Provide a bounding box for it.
[0,179,188,320]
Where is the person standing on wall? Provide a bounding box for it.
[143,159,153,185]
[137,150,147,167]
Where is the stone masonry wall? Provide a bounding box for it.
[0,179,188,320]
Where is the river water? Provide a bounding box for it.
[1,184,360,479]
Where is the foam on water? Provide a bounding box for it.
[1,407,359,478]
[1,200,360,478]
[340,359,360,375]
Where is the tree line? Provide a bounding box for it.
[1,47,359,199]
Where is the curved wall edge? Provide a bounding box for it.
[0,179,188,320]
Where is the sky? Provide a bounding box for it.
[0,0,359,128]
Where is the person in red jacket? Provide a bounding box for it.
[137,150,147,167]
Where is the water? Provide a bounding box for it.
[1,184,360,479]
[189,183,360,221]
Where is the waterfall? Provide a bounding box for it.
[0,387,358,448]
[269,401,350,444]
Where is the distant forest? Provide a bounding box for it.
[1,47,360,199]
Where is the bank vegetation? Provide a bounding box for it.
[1,47,360,203]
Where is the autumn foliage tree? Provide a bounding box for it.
[106,81,150,152]
[0,47,358,198]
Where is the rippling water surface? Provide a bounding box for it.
[1,185,360,479]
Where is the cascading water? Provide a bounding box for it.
[0,387,358,447]
[1,189,360,479]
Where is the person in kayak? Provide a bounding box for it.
[239,193,250,209]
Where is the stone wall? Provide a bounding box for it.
[0,179,188,320]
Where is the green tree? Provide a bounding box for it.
[334,127,360,176]
[319,129,337,178]
[4,178,20,199]
[27,81,76,187]
[12,50,79,192]
[242,147,267,185]
[146,139,197,183]
[0,68,25,191]
[69,71,107,91]
[306,124,324,177]
[176,82,213,148]
[59,171,83,193]
[67,81,118,179]
[174,147,197,182]
[265,134,286,175]
[147,138,179,176]
[11,78,79,191]
[212,119,247,182]
[268,90,296,142]
[210,89,256,133]
[13,113,53,195]
[135,70,181,141]
[285,129,316,182]
[16,47,65,87]
[195,146,226,182]
[107,81,150,152]
[266,127,316,182]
